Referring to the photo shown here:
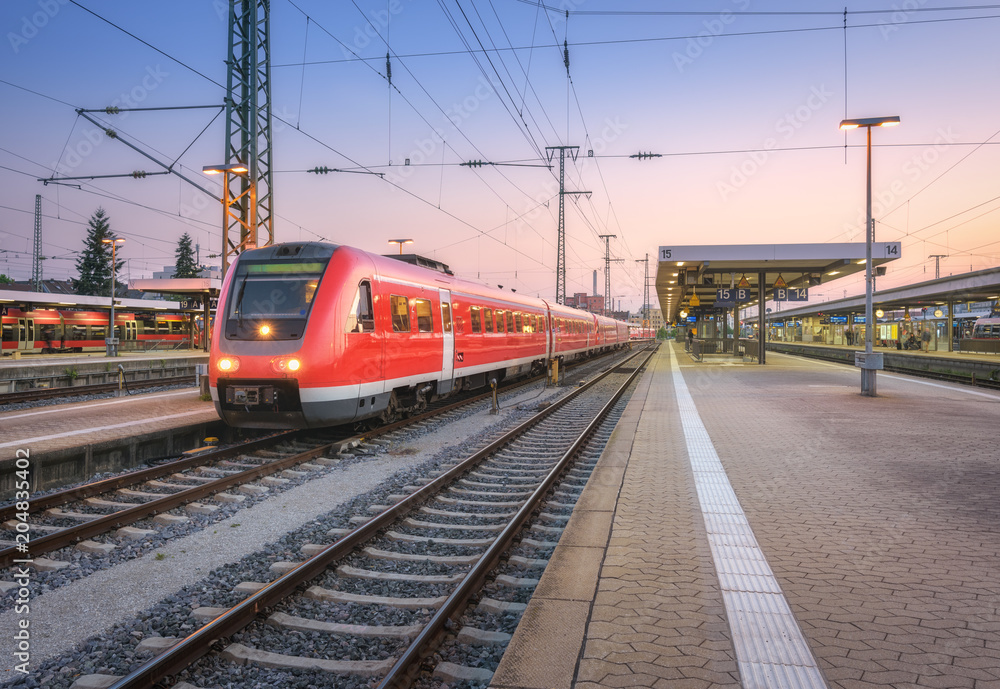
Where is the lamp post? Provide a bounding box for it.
[101,237,125,357]
[388,238,413,255]
[203,163,251,279]
[839,115,900,396]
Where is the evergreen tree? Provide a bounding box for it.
[172,232,200,278]
[72,207,124,296]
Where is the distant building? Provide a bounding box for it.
[629,305,665,331]
[565,292,605,313]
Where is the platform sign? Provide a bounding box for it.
[855,351,883,370]
[715,288,751,308]
[773,287,809,302]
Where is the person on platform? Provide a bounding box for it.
[686,328,694,351]
[921,327,931,352]
[42,326,54,353]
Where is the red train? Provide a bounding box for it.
[209,242,630,429]
[1,308,191,354]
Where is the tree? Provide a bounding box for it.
[0,274,14,285]
[72,207,124,296]
[172,232,200,278]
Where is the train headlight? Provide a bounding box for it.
[271,357,301,374]
[217,357,240,373]
[259,324,271,336]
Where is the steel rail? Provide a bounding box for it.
[0,346,627,521]
[0,436,336,569]
[0,433,295,524]
[376,346,656,689]
[105,345,653,689]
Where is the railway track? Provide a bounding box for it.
[771,346,1000,390]
[75,345,652,689]
[0,347,641,582]
[0,375,196,405]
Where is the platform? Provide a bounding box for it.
[0,389,222,496]
[0,350,208,394]
[493,342,1000,688]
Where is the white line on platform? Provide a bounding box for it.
[0,410,209,450]
[769,352,1000,400]
[0,389,197,421]
[668,346,829,688]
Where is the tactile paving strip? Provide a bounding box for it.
[669,347,828,689]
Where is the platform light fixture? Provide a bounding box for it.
[840,114,900,397]
[388,238,413,255]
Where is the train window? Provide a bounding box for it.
[1,323,12,342]
[495,310,505,333]
[72,325,86,340]
[506,311,515,333]
[470,306,482,333]
[91,325,107,339]
[515,313,523,333]
[483,308,494,333]
[529,315,537,333]
[345,281,375,333]
[390,295,410,332]
[415,298,433,332]
[441,303,452,333]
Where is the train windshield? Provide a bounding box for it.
[229,261,326,319]
[225,259,328,340]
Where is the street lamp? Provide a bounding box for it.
[840,115,900,396]
[203,163,252,278]
[388,238,413,255]
[101,237,125,357]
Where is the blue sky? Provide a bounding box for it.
[2,1,999,311]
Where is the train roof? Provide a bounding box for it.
[0,289,188,312]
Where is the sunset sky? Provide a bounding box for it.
[2,1,999,312]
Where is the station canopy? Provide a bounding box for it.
[655,242,902,324]
[765,266,1000,321]
[130,278,222,310]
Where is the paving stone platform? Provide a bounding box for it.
[493,342,1000,689]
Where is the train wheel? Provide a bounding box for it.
[380,393,400,425]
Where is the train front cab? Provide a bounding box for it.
[212,244,457,429]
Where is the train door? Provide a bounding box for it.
[438,289,455,394]
[17,318,33,351]
[125,320,137,342]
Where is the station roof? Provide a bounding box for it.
[0,289,187,312]
[130,278,222,297]
[764,266,1000,320]
[655,242,902,323]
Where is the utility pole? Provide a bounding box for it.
[31,194,42,292]
[221,0,274,276]
[599,234,616,316]
[928,254,948,280]
[635,253,649,327]
[546,145,589,304]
